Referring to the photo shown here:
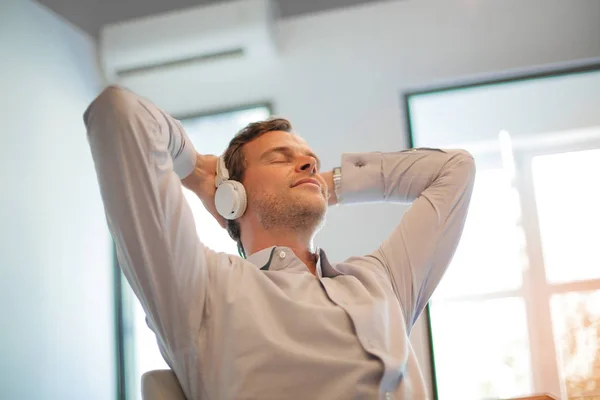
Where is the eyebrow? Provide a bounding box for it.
[260,146,322,170]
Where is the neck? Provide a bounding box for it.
[242,223,318,275]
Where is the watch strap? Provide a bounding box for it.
[333,166,342,203]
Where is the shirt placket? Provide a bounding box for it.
[318,279,401,397]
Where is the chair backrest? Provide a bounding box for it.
[141,369,187,400]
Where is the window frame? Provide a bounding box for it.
[403,61,600,400]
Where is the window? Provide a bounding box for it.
[406,65,600,399]
[117,105,271,400]
[429,143,600,400]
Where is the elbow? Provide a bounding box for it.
[458,149,476,169]
[456,148,474,162]
[453,149,477,185]
[463,151,477,187]
[83,85,132,128]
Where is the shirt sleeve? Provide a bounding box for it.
[339,148,476,329]
[83,85,224,371]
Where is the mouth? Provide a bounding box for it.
[293,178,321,189]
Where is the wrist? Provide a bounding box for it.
[332,167,342,205]
[174,138,198,179]
[182,153,208,189]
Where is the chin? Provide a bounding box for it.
[253,189,327,231]
[298,194,327,212]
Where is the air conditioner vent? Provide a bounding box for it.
[100,0,276,82]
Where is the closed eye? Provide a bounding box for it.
[261,146,320,168]
[270,153,292,163]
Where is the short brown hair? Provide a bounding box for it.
[223,117,293,258]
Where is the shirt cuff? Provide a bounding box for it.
[339,152,384,204]
[173,137,196,179]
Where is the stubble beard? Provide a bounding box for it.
[253,190,327,235]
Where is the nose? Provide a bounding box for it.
[297,155,317,174]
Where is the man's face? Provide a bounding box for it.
[241,130,328,234]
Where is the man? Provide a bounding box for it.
[85,85,475,400]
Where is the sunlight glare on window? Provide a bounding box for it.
[433,169,525,299]
[430,297,533,400]
[532,149,600,284]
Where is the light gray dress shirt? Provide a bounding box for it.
[84,86,476,400]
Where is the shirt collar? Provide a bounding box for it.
[246,246,342,278]
[316,248,342,278]
[247,247,277,270]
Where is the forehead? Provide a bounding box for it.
[244,130,312,159]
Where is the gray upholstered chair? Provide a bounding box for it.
[141,369,186,400]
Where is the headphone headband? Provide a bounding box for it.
[215,155,230,187]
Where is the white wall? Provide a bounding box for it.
[0,1,112,399]
[110,0,600,396]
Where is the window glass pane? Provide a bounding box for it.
[551,290,600,399]
[430,297,533,399]
[433,168,526,299]
[127,105,270,400]
[531,148,600,284]
[182,107,272,154]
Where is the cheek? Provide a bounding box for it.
[317,177,329,196]
[244,170,286,195]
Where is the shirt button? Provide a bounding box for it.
[279,251,286,259]
[385,392,392,400]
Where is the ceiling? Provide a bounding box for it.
[36,0,389,38]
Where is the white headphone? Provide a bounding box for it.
[214,155,247,220]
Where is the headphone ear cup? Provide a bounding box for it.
[215,180,247,220]
[235,181,247,218]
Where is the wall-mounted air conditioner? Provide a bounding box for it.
[100,0,277,82]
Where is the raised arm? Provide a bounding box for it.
[84,85,219,369]
[338,148,476,330]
